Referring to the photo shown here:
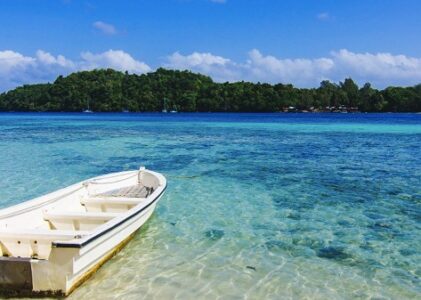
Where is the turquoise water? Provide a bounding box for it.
[0,113,420,299]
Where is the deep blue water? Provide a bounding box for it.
[0,113,420,299]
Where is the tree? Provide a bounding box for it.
[340,78,359,106]
[0,69,420,112]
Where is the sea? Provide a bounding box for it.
[0,112,420,299]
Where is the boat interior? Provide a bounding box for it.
[0,170,160,259]
[45,184,154,231]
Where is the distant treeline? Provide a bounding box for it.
[0,68,420,112]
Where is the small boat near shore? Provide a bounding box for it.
[0,167,166,296]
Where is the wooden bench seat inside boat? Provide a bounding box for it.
[95,184,153,198]
[43,211,121,231]
[81,184,154,213]
[0,229,89,259]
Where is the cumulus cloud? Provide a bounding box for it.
[245,49,334,86]
[0,49,150,91]
[80,50,151,73]
[36,50,74,68]
[2,48,421,91]
[168,51,230,67]
[93,21,117,35]
[165,51,239,81]
[0,50,70,91]
[164,49,421,87]
[0,50,35,72]
[331,49,421,86]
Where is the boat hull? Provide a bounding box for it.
[0,169,166,296]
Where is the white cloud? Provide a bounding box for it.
[331,49,421,86]
[165,51,239,81]
[0,50,73,91]
[245,49,334,86]
[0,49,150,91]
[164,49,421,87]
[2,48,421,92]
[0,50,35,73]
[80,50,151,73]
[36,50,74,68]
[165,50,335,85]
[168,51,230,67]
[93,21,117,35]
[210,0,226,3]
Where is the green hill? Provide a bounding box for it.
[0,68,420,112]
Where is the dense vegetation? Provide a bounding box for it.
[0,68,420,112]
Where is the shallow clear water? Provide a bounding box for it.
[0,113,420,300]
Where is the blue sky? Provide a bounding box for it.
[1,0,421,91]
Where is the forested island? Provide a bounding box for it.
[0,68,420,112]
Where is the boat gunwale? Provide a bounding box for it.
[53,182,167,248]
[0,169,167,249]
[0,170,137,219]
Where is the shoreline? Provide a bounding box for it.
[0,111,420,114]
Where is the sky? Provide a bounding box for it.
[1,0,421,91]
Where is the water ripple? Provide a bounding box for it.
[0,113,420,299]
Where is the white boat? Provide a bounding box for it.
[0,167,166,296]
[83,100,93,113]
